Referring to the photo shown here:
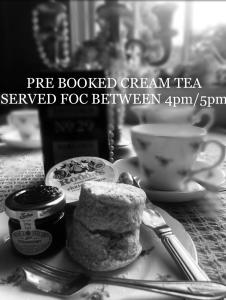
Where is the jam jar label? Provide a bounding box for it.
[12,229,52,256]
[12,210,53,255]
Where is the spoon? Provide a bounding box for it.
[193,178,226,193]
[118,171,226,193]
[117,171,134,185]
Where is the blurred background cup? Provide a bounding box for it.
[7,109,40,140]
[131,104,215,130]
[131,123,225,191]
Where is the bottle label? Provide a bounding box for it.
[11,210,52,255]
[12,229,52,256]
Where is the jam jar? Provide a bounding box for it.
[5,185,66,257]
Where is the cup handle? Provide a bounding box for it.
[190,140,225,178]
[192,108,215,130]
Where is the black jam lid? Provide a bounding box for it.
[5,185,65,214]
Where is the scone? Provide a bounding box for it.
[67,181,146,271]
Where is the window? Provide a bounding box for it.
[191,1,226,33]
[68,1,226,75]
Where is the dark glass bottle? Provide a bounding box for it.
[38,71,113,174]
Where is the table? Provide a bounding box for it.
[0,127,226,284]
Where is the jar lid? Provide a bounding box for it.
[45,156,118,203]
[5,185,65,220]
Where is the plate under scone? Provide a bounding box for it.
[0,206,197,300]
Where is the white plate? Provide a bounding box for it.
[0,207,197,300]
[1,130,41,149]
[113,157,226,202]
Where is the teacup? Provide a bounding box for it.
[7,109,40,140]
[131,124,225,191]
[131,104,214,130]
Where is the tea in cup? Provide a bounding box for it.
[131,124,225,191]
[7,109,40,140]
[131,104,214,130]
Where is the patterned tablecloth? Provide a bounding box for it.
[0,129,226,284]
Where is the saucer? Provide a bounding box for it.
[1,130,41,149]
[113,157,225,202]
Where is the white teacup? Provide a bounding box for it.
[131,104,214,130]
[7,109,40,140]
[131,124,225,191]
